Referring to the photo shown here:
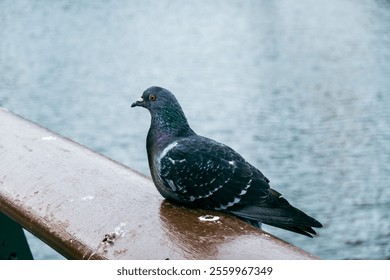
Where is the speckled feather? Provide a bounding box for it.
[158,135,269,209]
[132,86,322,237]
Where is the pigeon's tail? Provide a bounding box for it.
[230,190,323,238]
[232,205,322,237]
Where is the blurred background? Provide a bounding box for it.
[1,0,389,259]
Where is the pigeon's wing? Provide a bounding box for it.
[159,136,322,237]
[158,135,271,210]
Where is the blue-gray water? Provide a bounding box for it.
[1,0,389,260]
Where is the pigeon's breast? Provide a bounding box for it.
[149,140,183,202]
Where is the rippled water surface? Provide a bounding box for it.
[1,0,389,259]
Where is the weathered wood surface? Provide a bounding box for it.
[0,108,317,259]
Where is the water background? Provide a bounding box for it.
[1,0,389,260]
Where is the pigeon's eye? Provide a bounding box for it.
[149,94,157,101]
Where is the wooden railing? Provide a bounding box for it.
[0,108,317,260]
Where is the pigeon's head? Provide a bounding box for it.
[131,86,181,112]
[132,86,194,136]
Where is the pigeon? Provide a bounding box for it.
[131,86,322,237]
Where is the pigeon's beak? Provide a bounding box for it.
[131,97,144,108]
